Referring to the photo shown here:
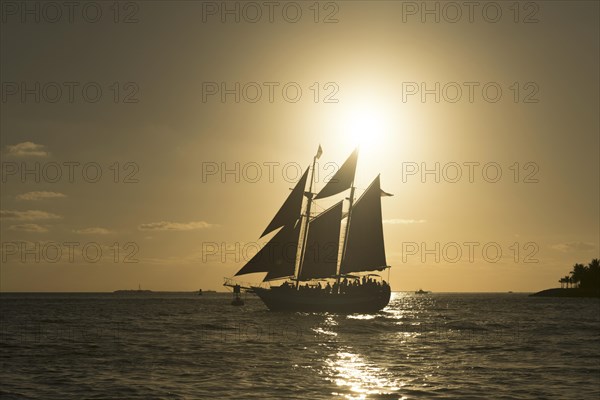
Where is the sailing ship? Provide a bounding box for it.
[224,146,392,313]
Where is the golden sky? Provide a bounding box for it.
[1,1,598,292]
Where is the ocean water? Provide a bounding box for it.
[1,292,599,399]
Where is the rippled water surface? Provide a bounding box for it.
[1,292,599,399]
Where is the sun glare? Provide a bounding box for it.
[342,104,389,151]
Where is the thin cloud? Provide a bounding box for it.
[8,224,48,233]
[16,191,66,201]
[384,219,427,224]
[6,142,49,157]
[550,241,596,252]
[73,227,114,235]
[138,221,216,231]
[0,210,62,221]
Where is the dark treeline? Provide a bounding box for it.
[558,258,600,289]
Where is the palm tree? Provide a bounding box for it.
[586,258,600,289]
[570,263,586,288]
[557,259,600,292]
[559,277,566,289]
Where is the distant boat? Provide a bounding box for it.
[224,146,392,313]
[113,284,152,294]
[415,289,430,294]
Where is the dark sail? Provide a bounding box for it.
[263,222,302,281]
[235,222,300,279]
[260,167,309,238]
[298,201,343,280]
[314,149,358,199]
[340,175,387,274]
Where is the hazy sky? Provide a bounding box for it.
[1,1,598,292]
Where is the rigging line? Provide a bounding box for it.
[336,183,356,289]
[310,202,327,215]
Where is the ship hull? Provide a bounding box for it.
[252,286,391,313]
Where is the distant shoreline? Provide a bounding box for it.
[530,288,600,298]
[2,290,532,294]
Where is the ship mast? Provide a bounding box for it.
[336,182,355,286]
[294,148,319,289]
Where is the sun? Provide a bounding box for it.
[340,102,389,151]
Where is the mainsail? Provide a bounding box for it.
[235,222,301,279]
[260,167,309,238]
[314,148,358,199]
[340,175,388,274]
[298,201,343,280]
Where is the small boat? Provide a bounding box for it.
[231,284,245,306]
[415,289,430,294]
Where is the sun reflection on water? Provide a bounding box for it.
[312,315,339,337]
[347,314,376,320]
[326,349,404,400]
[314,312,406,399]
